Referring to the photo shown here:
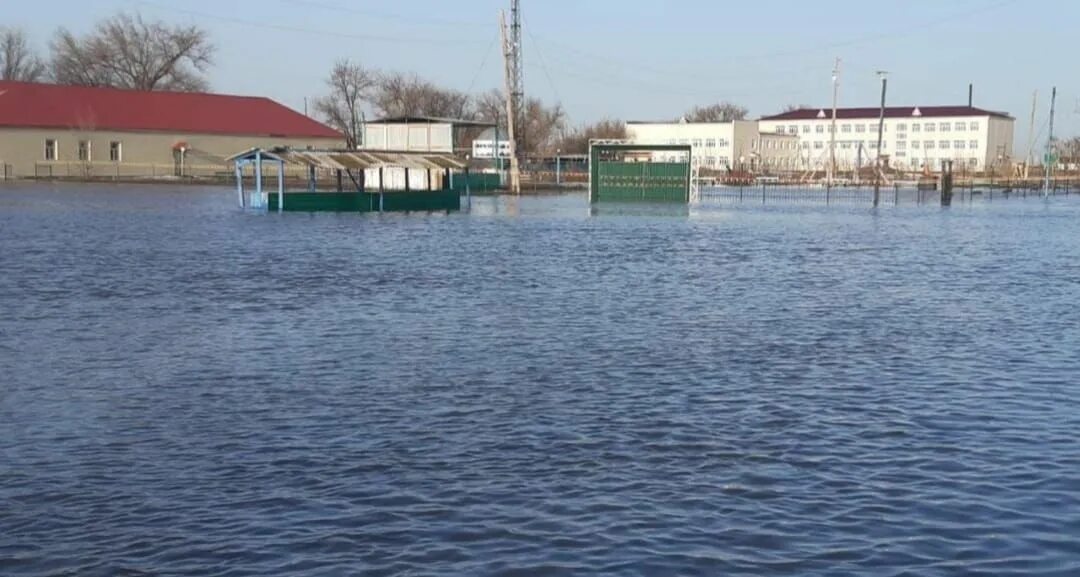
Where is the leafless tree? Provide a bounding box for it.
[314,59,377,148]
[474,89,505,124]
[683,102,749,123]
[51,13,214,91]
[472,90,566,155]
[1,27,46,82]
[783,104,812,112]
[523,98,567,155]
[557,119,627,154]
[373,72,471,119]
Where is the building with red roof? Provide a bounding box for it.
[0,81,344,179]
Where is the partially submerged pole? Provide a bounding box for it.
[873,72,888,207]
[828,58,840,187]
[1044,86,1057,198]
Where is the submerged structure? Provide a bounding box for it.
[230,148,470,213]
[589,141,694,203]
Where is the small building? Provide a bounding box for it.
[362,116,495,156]
[625,119,796,171]
[758,106,1015,172]
[0,81,344,179]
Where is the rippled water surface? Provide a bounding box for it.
[2,183,1079,576]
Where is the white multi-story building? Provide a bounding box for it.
[625,119,799,172]
[758,106,1014,172]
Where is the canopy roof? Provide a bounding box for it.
[228,148,468,170]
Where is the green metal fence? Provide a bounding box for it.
[595,162,689,202]
[589,144,691,203]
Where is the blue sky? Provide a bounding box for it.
[9,0,1077,143]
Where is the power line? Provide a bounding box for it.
[133,0,486,47]
[278,0,486,28]
[522,18,562,105]
[464,32,499,96]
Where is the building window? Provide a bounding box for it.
[869,124,879,133]
[840,141,851,149]
[110,141,122,162]
[940,141,950,150]
[897,123,907,131]
[679,139,689,145]
[718,138,730,147]
[969,158,979,167]
[855,125,866,133]
[44,139,58,161]
[939,122,950,131]
[692,139,702,148]
[897,141,907,150]
[814,141,823,149]
[896,151,907,158]
[841,124,851,133]
[788,126,798,135]
[925,123,936,132]
[706,156,717,167]
[925,141,935,150]
[800,142,809,149]
[815,125,824,133]
[802,125,811,133]
[955,140,965,150]
[912,141,920,149]
[667,139,677,145]
[705,138,716,148]
[78,140,91,161]
[912,124,921,133]
[970,140,979,149]
[954,122,966,131]
[970,122,980,131]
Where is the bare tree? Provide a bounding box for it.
[314,59,376,148]
[683,102,748,123]
[474,89,505,124]
[783,104,812,112]
[1,27,46,82]
[557,119,626,154]
[373,72,471,119]
[523,98,567,155]
[51,13,214,91]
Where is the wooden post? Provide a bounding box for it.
[277,159,285,213]
[941,160,954,206]
[255,151,263,208]
[235,162,245,208]
[336,169,343,193]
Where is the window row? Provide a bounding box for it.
[776,121,980,135]
[908,140,980,150]
[44,139,124,162]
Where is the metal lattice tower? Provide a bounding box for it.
[509,0,525,158]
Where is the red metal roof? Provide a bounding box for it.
[0,81,343,139]
[760,106,1013,121]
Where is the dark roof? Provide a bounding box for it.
[760,106,1013,121]
[369,115,496,128]
[0,81,342,139]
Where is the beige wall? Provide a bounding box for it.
[0,127,343,178]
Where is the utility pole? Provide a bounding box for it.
[1026,90,1038,180]
[828,58,840,187]
[873,71,888,207]
[1044,86,1057,197]
[500,10,521,194]
[968,83,973,107]
[509,0,525,165]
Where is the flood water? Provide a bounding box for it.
[2,183,1079,576]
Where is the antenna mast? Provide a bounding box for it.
[510,0,525,164]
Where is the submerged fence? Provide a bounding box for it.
[701,182,1075,206]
